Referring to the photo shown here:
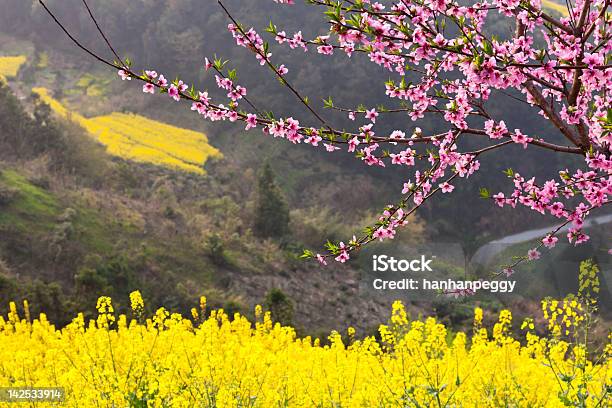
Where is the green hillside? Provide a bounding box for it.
[0,81,428,335]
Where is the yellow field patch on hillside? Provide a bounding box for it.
[33,87,221,174]
[33,87,85,121]
[542,0,569,16]
[0,55,26,80]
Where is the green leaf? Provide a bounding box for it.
[265,21,277,34]
[483,41,493,56]
[479,187,490,199]
[323,96,334,109]
[227,69,237,81]
[213,56,224,70]
[324,240,339,255]
[300,249,314,259]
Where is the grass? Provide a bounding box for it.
[0,169,60,232]
[0,171,118,254]
[32,87,222,174]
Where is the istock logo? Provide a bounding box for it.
[372,255,434,272]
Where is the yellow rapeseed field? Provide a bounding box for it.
[33,87,221,174]
[542,0,569,16]
[0,56,26,81]
[0,293,609,407]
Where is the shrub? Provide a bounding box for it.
[253,163,290,239]
[264,287,294,326]
[205,233,226,266]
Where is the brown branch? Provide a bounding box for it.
[462,128,583,154]
[80,0,124,67]
[520,4,574,34]
[576,0,592,31]
[217,0,330,128]
[584,0,611,39]
[524,81,583,148]
[37,0,118,71]
[522,71,566,94]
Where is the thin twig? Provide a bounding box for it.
[80,0,124,66]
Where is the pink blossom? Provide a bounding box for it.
[316,254,327,266]
[245,113,258,130]
[204,58,213,71]
[439,182,454,193]
[511,129,533,149]
[278,64,289,76]
[542,234,558,249]
[527,248,540,260]
[142,83,155,94]
[317,45,333,55]
[484,120,508,139]
[305,135,322,146]
[335,251,349,262]
[389,130,405,145]
[583,52,603,69]
[191,102,206,115]
[347,137,360,153]
[334,242,350,262]
[199,91,210,105]
[177,80,188,92]
[117,70,131,81]
[365,108,379,123]
[227,111,238,122]
[324,143,340,152]
[168,85,180,101]
[493,192,506,207]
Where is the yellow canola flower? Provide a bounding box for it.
[32,87,222,174]
[0,296,609,407]
[0,55,26,80]
[129,290,144,318]
[474,306,483,328]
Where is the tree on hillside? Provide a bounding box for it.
[254,162,290,239]
[264,287,294,326]
[37,0,611,281]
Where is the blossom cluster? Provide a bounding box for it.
[108,0,611,269]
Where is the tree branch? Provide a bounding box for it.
[524,81,583,148]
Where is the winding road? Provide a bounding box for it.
[471,213,612,266]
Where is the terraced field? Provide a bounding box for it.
[542,0,569,16]
[0,55,26,80]
[33,87,221,174]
